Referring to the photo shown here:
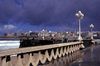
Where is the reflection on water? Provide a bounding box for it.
[42,45,100,66]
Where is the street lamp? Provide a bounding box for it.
[75,11,84,40]
[90,24,94,32]
[90,24,94,39]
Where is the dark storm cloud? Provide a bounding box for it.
[15,0,24,7]
[0,0,21,24]
[0,0,100,30]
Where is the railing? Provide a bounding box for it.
[46,50,84,66]
[0,41,84,66]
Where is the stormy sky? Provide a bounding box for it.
[0,0,100,35]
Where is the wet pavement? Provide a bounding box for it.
[42,45,100,66]
[71,45,100,66]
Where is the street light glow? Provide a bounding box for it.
[90,24,94,39]
[75,11,84,40]
[90,24,94,29]
[75,11,84,19]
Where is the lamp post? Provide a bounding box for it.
[90,24,94,39]
[90,24,94,32]
[75,11,84,40]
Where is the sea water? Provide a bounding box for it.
[0,39,20,50]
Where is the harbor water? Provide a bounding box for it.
[0,39,20,50]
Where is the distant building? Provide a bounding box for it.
[81,32,91,39]
[93,32,100,39]
[38,29,50,37]
[30,32,38,38]
[4,30,100,40]
[4,33,15,37]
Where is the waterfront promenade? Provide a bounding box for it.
[43,44,100,66]
[0,41,84,66]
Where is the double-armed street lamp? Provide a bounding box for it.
[75,11,84,40]
[90,24,94,39]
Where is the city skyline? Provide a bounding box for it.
[0,0,100,35]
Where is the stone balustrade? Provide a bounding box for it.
[46,50,84,66]
[0,41,84,66]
